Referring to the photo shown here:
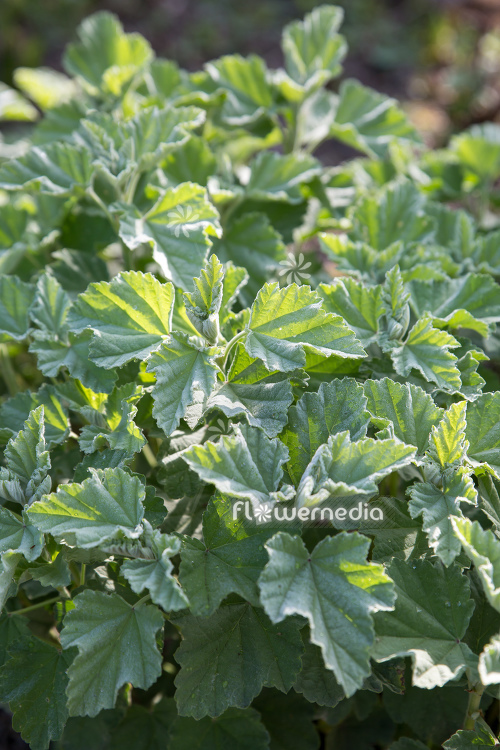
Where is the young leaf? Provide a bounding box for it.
[372,559,476,688]
[258,531,395,696]
[205,54,273,125]
[318,278,385,346]
[428,401,469,469]
[60,590,163,716]
[246,152,321,204]
[1,405,51,505]
[173,601,303,718]
[245,282,366,373]
[0,638,73,750]
[183,254,224,344]
[147,332,219,436]
[281,378,370,485]
[78,383,146,456]
[179,494,274,616]
[0,386,69,447]
[68,271,174,369]
[27,467,145,548]
[0,142,93,195]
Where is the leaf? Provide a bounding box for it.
[296,431,416,508]
[365,496,430,564]
[443,725,499,748]
[78,383,145,456]
[147,332,219,436]
[408,471,476,566]
[184,254,224,344]
[479,634,500,685]
[0,142,93,195]
[350,179,433,251]
[121,530,189,612]
[214,213,286,306]
[29,273,71,337]
[1,405,51,507]
[258,531,395,696]
[205,54,273,125]
[318,278,385,346]
[0,638,73,750]
[13,67,75,111]
[163,136,216,186]
[452,518,500,613]
[0,613,30,665]
[182,424,288,506]
[118,182,221,291]
[0,552,21,610]
[0,507,43,562]
[60,590,163,716]
[0,275,34,340]
[281,379,370,485]
[169,707,270,750]
[173,601,303,718]
[409,274,500,337]
[450,123,500,182]
[179,494,274,616]
[0,386,69,447]
[363,378,443,455]
[466,392,500,478]
[63,11,153,96]
[245,282,365,373]
[372,559,476,688]
[330,79,419,158]
[246,152,321,204]
[281,5,346,89]
[68,271,174,369]
[0,82,38,121]
[428,401,469,469]
[27,467,145,549]
[390,318,461,392]
[207,344,295,438]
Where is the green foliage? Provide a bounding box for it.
[0,5,499,749]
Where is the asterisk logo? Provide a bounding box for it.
[278,252,312,285]
[207,418,229,438]
[167,205,201,237]
[253,503,273,523]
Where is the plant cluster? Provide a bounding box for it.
[0,6,500,749]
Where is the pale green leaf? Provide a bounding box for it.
[182,424,288,505]
[0,386,69,447]
[0,638,72,750]
[452,518,500,613]
[429,401,469,469]
[296,431,416,508]
[0,508,43,562]
[245,282,366,373]
[466,392,500,478]
[0,82,38,121]
[63,11,153,96]
[373,559,476,688]
[60,590,163,716]
[479,634,500,685]
[363,378,443,455]
[184,254,224,344]
[259,531,395,696]
[78,383,146,455]
[390,318,461,392]
[205,54,273,125]
[281,379,369,485]
[147,332,219,436]
[246,152,321,204]
[318,278,385,346]
[179,494,274,616]
[282,5,346,88]
[29,273,71,337]
[443,726,498,748]
[27,467,145,549]
[0,142,93,195]
[173,601,303,718]
[118,182,221,291]
[450,123,500,182]
[1,405,51,505]
[68,271,174,369]
[13,67,76,111]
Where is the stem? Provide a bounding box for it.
[221,195,244,227]
[464,683,485,729]
[80,564,86,587]
[133,594,151,608]
[9,595,62,617]
[0,344,19,396]
[221,330,246,371]
[88,187,120,232]
[142,443,158,469]
[124,171,141,204]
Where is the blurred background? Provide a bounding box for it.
[2,0,500,146]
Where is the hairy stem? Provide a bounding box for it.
[464,683,485,729]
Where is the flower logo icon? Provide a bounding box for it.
[167,205,201,237]
[278,252,312,285]
[207,418,229,438]
[253,503,273,524]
